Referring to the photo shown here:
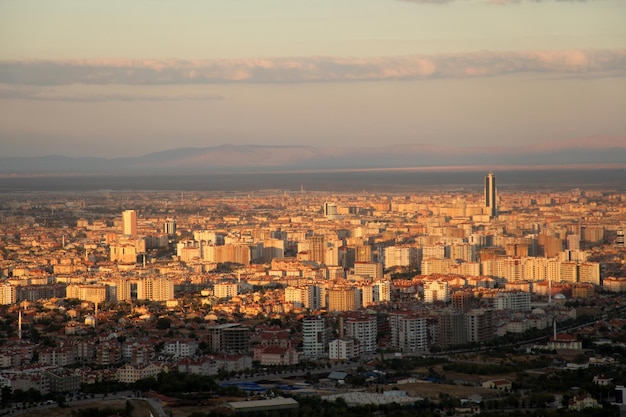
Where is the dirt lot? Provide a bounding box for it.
[10,398,153,417]
[381,381,499,400]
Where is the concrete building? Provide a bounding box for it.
[0,283,16,305]
[437,308,466,348]
[384,246,420,269]
[493,291,531,311]
[327,287,357,312]
[136,277,174,301]
[122,210,137,236]
[163,339,198,359]
[466,309,495,343]
[329,338,359,360]
[306,235,325,264]
[66,284,107,304]
[485,172,497,218]
[389,312,428,353]
[214,282,239,299]
[354,262,383,280]
[302,316,327,357]
[344,313,378,354]
[424,280,451,303]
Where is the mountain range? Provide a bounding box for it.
[2,142,626,175]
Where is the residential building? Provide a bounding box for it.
[302,316,327,357]
[389,312,428,353]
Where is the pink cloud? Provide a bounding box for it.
[0,49,624,86]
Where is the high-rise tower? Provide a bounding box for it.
[122,210,137,236]
[306,234,325,264]
[485,172,497,218]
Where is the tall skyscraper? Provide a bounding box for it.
[485,172,497,218]
[122,210,137,236]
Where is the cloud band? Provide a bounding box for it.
[1,49,624,86]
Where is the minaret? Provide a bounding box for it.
[548,279,552,305]
[18,310,22,340]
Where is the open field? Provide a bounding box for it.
[382,381,499,400]
[9,399,153,417]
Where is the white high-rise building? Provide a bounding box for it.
[285,286,308,308]
[214,282,238,299]
[308,285,326,310]
[344,314,377,354]
[136,277,174,301]
[422,245,447,259]
[359,285,374,307]
[122,210,137,236]
[323,202,338,218]
[194,230,225,245]
[0,284,16,305]
[373,280,391,303]
[103,278,132,302]
[389,313,428,353]
[450,243,476,262]
[302,316,327,357]
[384,246,420,269]
[493,291,531,311]
[560,261,578,283]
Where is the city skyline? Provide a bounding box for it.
[1,173,625,413]
[1,0,625,159]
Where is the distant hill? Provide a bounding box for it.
[1,143,625,175]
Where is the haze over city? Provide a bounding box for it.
[1,0,625,161]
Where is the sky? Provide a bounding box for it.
[0,0,625,158]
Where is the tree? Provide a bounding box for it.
[156,317,171,330]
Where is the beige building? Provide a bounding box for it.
[424,280,451,303]
[136,277,174,301]
[0,283,16,305]
[116,363,162,384]
[66,284,107,304]
[122,210,137,236]
[110,244,137,263]
[214,282,238,299]
[327,287,356,312]
[603,277,626,293]
[354,262,383,280]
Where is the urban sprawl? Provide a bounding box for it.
[1,173,625,416]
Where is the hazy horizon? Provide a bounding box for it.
[1,168,624,194]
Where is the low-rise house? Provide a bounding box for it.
[568,393,600,411]
[177,357,218,376]
[255,346,299,366]
[116,363,162,384]
[592,374,613,386]
[482,378,512,391]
